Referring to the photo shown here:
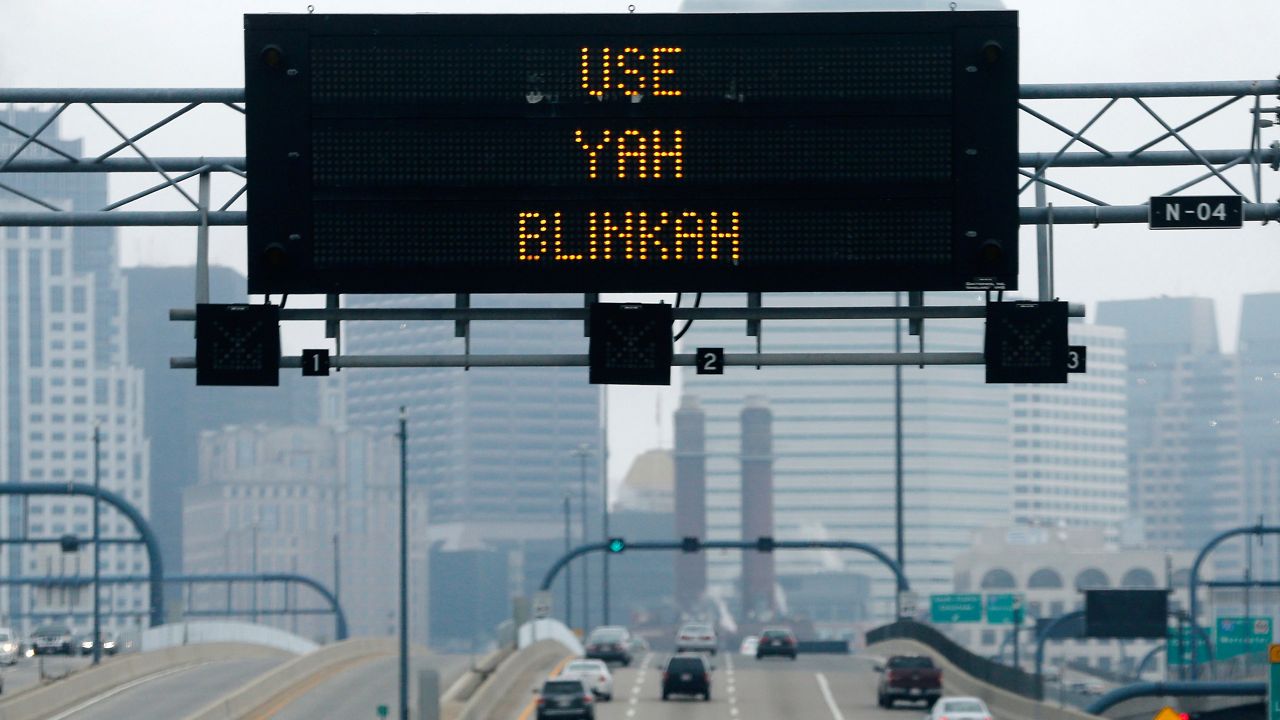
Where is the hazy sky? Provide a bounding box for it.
[2,0,1278,484]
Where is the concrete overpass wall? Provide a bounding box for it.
[142,621,319,655]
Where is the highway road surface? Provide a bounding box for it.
[42,656,285,720]
[512,652,915,720]
[263,652,469,720]
[2,654,91,695]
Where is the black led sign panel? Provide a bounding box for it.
[1085,590,1168,639]
[985,301,1068,384]
[196,304,280,387]
[589,302,673,385]
[245,12,1019,294]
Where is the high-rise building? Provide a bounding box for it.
[123,265,317,581]
[1234,293,1280,582]
[680,292,1011,616]
[681,292,1132,620]
[184,422,431,643]
[342,294,604,625]
[1010,322,1129,536]
[1096,298,1243,558]
[0,108,149,633]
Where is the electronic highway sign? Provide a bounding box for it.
[245,12,1019,294]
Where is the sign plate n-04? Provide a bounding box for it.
[1149,195,1243,229]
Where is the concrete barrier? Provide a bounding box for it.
[0,642,291,720]
[182,637,396,720]
[142,621,318,655]
[869,638,1100,720]
[458,639,574,720]
[441,646,514,720]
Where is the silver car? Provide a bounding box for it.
[674,622,718,655]
[0,627,17,665]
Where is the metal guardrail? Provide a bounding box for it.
[866,620,1042,699]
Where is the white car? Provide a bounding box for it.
[559,658,614,701]
[739,635,759,656]
[0,627,16,665]
[675,623,718,655]
[928,696,992,720]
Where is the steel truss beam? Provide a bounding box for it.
[0,80,1275,370]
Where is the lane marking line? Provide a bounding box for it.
[248,653,382,720]
[816,672,847,720]
[515,655,575,720]
[46,663,206,720]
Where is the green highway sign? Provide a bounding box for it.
[930,594,983,623]
[1217,617,1272,660]
[1167,626,1211,666]
[986,593,1023,624]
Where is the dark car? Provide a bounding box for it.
[877,654,943,708]
[661,653,711,701]
[31,624,74,656]
[756,627,798,660]
[536,679,595,720]
[79,631,119,656]
[583,626,632,666]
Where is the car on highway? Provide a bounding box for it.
[79,631,119,656]
[558,659,614,701]
[661,652,711,701]
[674,622,718,655]
[535,678,595,720]
[928,696,992,720]
[30,623,74,656]
[755,627,798,660]
[738,635,759,656]
[0,627,17,665]
[583,626,633,666]
[877,654,943,708]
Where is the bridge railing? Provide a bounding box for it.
[867,620,1041,699]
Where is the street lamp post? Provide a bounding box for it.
[251,521,259,624]
[893,291,905,617]
[572,444,591,631]
[397,406,409,720]
[91,424,101,666]
[601,386,610,625]
[563,492,573,629]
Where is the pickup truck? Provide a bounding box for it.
[876,655,943,708]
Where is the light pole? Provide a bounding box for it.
[563,492,573,630]
[332,532,341,609]
[397,406,409,720]
[601,386,610,625]
[893,291,905,616]
[572,444,592,631]
[91,424,101,666]
[251,521,259,624]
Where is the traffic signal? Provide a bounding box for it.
[756,536,775,553]
[588,303,673,386]
[607,538,626,553]
[681,537,701,553]
[59,535,80,553]
[196,303,280,386]
[984,300,1068,384]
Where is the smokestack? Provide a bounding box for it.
[740,396,774,618]
[674,395,707,610]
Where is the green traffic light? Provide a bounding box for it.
[608,538,626,553]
